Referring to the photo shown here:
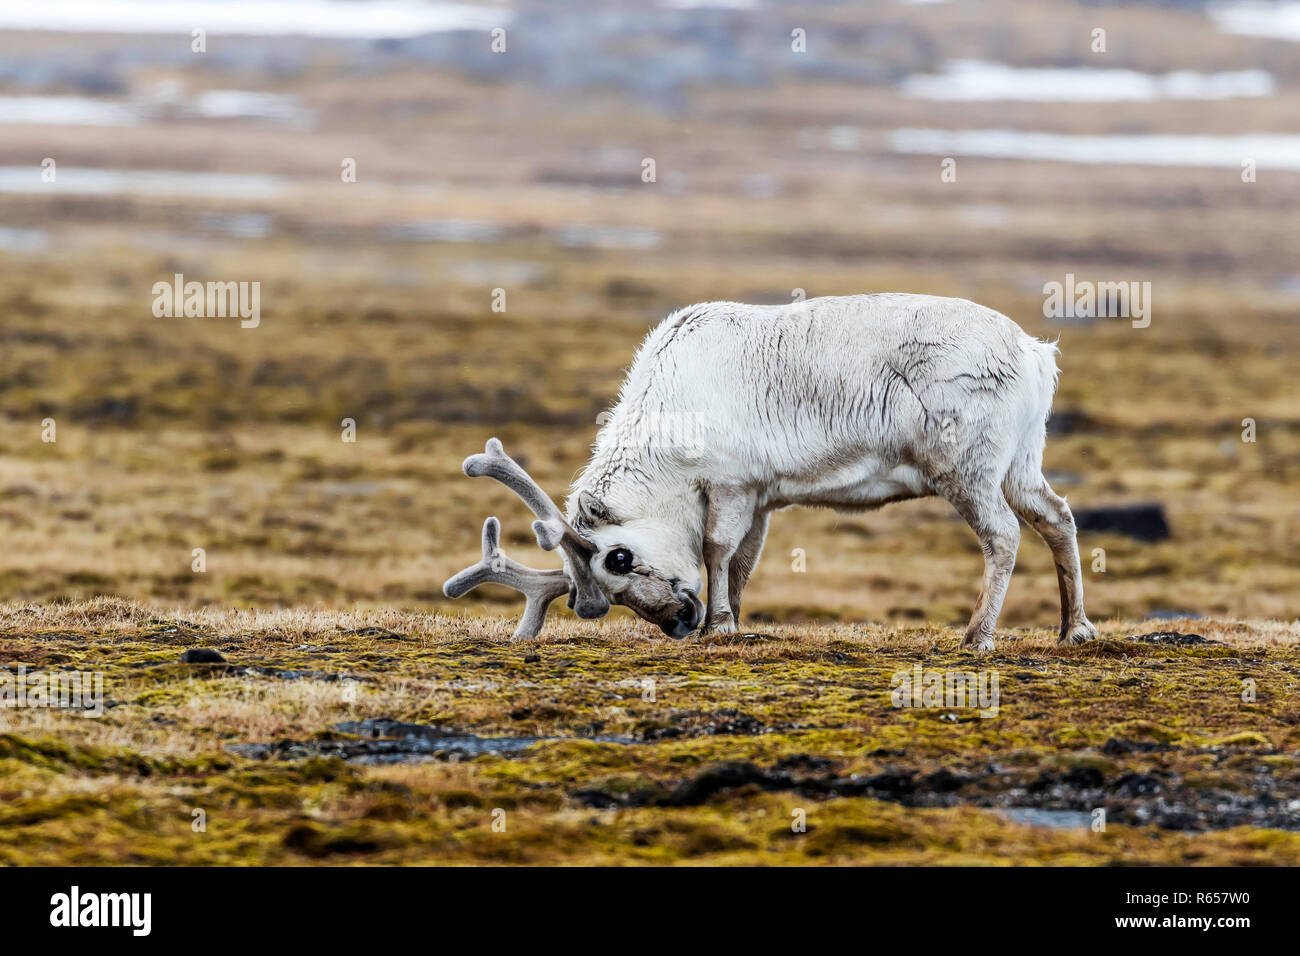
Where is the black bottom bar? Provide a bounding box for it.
[2,865,1279,942]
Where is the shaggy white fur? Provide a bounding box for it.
[565,294,1096,649]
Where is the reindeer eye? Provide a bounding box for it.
[604,548,634,575]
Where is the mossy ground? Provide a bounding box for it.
[2,600,1297,865]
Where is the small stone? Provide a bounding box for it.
[523,652,541,663]
[1129,631,1218,646]
[1073,503,1170,542]
[181,648,226,664]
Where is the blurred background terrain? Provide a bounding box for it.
[0,0,1297,630]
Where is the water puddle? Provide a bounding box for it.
[999,808,1094,829]
[572,756,1300,830]
[899,60,1275,102]
[0,226,50,252]
[196,212,275,238]
[0,96,139,126]
[1211,1,1300,41]
[548,224,662,250]
[187,90,307,123]
[230,717,636,766]
[888,128,1300,170]
[382,219,507,243]
[0,91,310,127]
[444,259,547,286]
[0,166,288,198]
[0,1,506,38]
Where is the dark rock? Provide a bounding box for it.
[523,652,541,663]
[635,708,777,741]
[1024,767,1104,793]
[774,753,837,775]
[860,770,918,795]
[1153,809,1200,831]
[921,768,967,793]
[662,761,787,806]
[706,709,766,736]
[1062,766,1105,789]
[1045,410,1094,436]
[1113,772,1165,797]
[1102,737,1172,755]
[571,789,622,809]
[1073,503,1170,542]
[1129,631,1220,646]
[1026,772,1056,793]
[639,724,683,741]
[180,648,226,664]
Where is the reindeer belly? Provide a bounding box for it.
[765,458,931,511]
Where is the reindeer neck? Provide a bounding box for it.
[570,437,704,540]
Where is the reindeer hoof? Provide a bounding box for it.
[1059,621,1097,646]
[704,612,737,635]
[960,635,995,652]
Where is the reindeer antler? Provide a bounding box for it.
[459,438,609,620]
[444,517,571,639]
[443,438,610,637]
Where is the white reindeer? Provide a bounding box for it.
[445,294,1096,650]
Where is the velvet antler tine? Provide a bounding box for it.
[511,575,571,640]
[443,517,571,640]
[462,439,610,619]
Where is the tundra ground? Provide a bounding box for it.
[1,0,1298,865]
[2,600,1297,865]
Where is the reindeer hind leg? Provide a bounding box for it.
[1004,472,1096,646]
[928,471,1021,652]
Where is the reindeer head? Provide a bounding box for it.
[443,439,703,639]
[567,488,703,638]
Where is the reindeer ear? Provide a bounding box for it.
[577,491,614,527]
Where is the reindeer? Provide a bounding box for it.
[445,294,1096,651]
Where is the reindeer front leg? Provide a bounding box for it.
[701,487,757,634]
